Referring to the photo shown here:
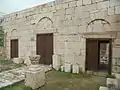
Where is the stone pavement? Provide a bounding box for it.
[0,67,25,88]
[0,65,52,88]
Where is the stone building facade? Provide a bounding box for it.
[0,0,120,73]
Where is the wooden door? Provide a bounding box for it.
[45,34,53,65]
[86,39,99,71]
[36,34,53,65]
[11,39,18,58]
[36,34,46,64]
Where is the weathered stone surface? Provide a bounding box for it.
[83,0,91,5]
[29,55,40,65]
[115,77,120,89]
[106,78,117,89]
[92,0,103,3]
[24,57,31,66]
[64,63,72,73]
[69,1,77,7]
[66,7,74,15]
[108,7,115,15]
[2,0,120,74]
[115,6,120,14]
[12,58,24,64]
[0,67,25,88]
[53,55,61,70]
[113,48,120,57]
[60,65,64,72]
[99,86,108,90]
[25,65,45,89]
[62,3,69,9]
[72,64,79,74]
[110,0,120,7]
[77,0,82,6]
[97,1,109,9]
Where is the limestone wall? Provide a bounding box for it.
[1,0,120,72]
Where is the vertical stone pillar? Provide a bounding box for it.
[64,41,72,73]
[53,55,61,70]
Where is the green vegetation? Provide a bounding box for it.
[0,81,32,90]
[105,74,116,78]
[0,59,13,65]
[0,70,106,90]
[0,26,4,46]
[0,59,24,72]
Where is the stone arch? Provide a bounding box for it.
[37,17,53,24]
[10,29,17,37]
[36,17,53,31]
[87,19,112,32]
[11,29,17,33]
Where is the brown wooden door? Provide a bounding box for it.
[37,34,46,64]
[11,39,18,58]
[45,34,53,65]
[86,39,99,71]
[36,34,53,65]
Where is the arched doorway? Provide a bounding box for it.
[36,17,54,65]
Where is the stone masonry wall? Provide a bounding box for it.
[1,0,120,72]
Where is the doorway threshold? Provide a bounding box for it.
[86,70,108,77]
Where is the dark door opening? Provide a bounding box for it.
[86,38,112,74]
[10,39,19,58]
[36,33,53,65]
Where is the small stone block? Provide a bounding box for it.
[64,63,72,73]
[12,58,24,64]
[61,66,64,72]
[99,86,109,90]
[72,64,79,73]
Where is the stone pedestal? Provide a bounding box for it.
[25,65,45,89]
[25,55,45,89]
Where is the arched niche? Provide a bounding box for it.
[82,19,117,39]
[10,28,19,38]
[36,17,53,31]
[87,19,111,32]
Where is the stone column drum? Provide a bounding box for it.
[25,55,45,89]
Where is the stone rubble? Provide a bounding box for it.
[99,73,120,90]
[0,67,25,88]
[12,58,24,64]
[0,65,52,88]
